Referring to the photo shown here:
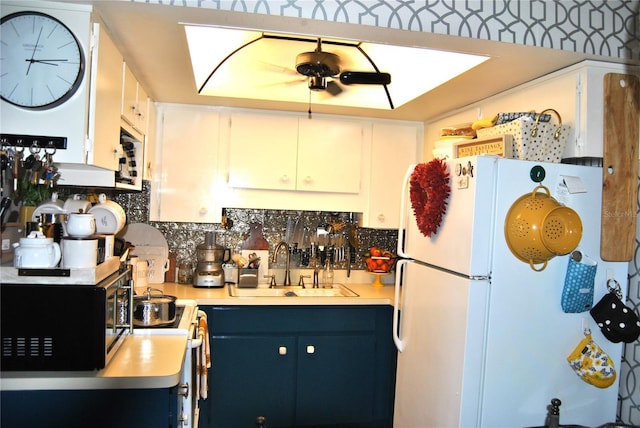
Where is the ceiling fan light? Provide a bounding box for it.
[308,76,327,91]
[295,51,340,77]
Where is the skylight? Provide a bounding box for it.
[184,25,489,110]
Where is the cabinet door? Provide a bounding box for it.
[227,113,298,190]
[87,23,122,171]
[296,334,376,426]
[150,105,221,223]
[143,101,156,181]
[121,63,138,127]
[297,118,363,193]
[209,336,297,428]
[366,122,420,228]
[135,85,149,135]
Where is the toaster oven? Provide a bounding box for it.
[0,270,133,371]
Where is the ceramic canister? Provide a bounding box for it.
[61,237,98,269]
[66,213,96,238]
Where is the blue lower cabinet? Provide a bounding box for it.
[209,335,298,427]
[0,387,179,428]
[200,305,396,428]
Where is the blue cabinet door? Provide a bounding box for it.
[296,334,376,425]
[209,335,297,428]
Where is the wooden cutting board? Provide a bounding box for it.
[601,73,639,261]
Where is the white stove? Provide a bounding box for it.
[133,299,202,427]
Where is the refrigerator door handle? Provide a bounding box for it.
[393,259,411,352]
[397,164,416,259]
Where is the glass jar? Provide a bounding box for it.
[178,262,193,284]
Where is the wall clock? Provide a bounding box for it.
[1,11,85,110]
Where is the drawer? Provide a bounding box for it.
[207,305,378,334]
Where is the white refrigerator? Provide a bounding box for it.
[393,156,627,428]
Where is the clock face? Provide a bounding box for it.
[0,11,85,110]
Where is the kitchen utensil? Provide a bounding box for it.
[66,212,96,237]
[133,287,177,327]
[601,73,639,261]
[12,231,61,268]
[541,206,583,255]
[504,184,562,271]
[61,236,98,269]
[87,193,126,234]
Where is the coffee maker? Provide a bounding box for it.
[194,231,230,288]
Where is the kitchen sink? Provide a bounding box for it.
[227,284,359,298]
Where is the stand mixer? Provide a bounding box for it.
[193,231,230,288]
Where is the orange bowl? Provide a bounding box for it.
[365,256,397,273]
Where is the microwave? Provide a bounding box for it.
[0,270,133,371]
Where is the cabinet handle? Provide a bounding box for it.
[280,174,290,183]
[306,345,315,354]
[302,176,313,184]
[198,207,208,216]
[377,213,386,222]
[278,346,287,355]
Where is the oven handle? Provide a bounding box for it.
[188,310,206,349]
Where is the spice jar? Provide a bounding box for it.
[178,262,193,284]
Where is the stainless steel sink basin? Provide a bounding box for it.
[228,284,359,297]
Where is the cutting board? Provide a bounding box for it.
[601,73,639,261]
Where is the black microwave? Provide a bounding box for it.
[1,270,132,371]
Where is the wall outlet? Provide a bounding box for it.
[2,238,10,251]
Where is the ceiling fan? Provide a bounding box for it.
[197,34,394,109]
[294,38,392,104]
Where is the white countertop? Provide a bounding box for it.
[1,335,187,391]
[158,279,396,306]
[1,271,395,392]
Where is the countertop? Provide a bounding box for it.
[1,270,395,392]
[157,276,396,306]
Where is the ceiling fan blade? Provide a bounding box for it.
[339,71,391,85]
[257,60,299,76]
[326,80,343,96]
[258,77,306,89]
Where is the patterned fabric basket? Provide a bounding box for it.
[476,108,571,163]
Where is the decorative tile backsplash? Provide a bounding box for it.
[58,183,398,272]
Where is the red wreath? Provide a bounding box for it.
[409,159,451,237]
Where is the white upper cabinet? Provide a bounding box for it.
[228,113,298,190]
[122,62,149,137]
[150,104,222,223]
[364,122,422,229]
[87,22,122,171]
[228,112,364,194]
[297,118,363,193]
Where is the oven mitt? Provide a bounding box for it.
[590,292,640,343]
[561,251,596,313]
[567,333,616,388]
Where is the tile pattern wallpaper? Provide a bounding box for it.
[117,0,640,424]
[137,0,640,60]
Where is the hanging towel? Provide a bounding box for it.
[198,311,211,399]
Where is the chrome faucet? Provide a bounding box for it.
[271,241,292,286]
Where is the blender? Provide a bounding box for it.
[193,231,231,288]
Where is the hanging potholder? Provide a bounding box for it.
[566,333,616,388]
[561,251,596,313]
[590,280,640,343]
